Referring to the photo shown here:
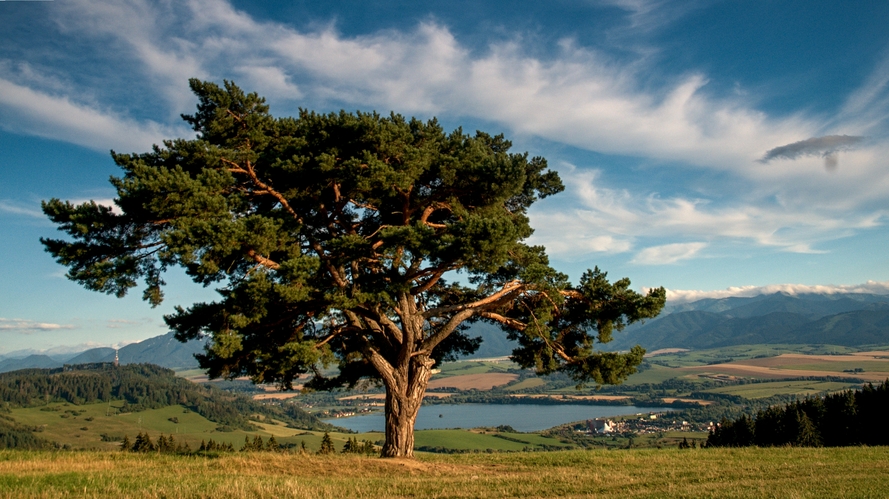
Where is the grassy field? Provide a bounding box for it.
[702,381,858,399]
[0,447,886,498]
[9,400,587,453]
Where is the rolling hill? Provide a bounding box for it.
[0,363,337,449]
[610,293,889,351]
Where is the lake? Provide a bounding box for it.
[323,403,671,433]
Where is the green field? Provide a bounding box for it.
[1,447,887,498]
[646,344,860,368]
[10,402,361,452]
[771,361,889,373]
[503,378,545,391]
[702,381,858,399]
[435,361,514,377]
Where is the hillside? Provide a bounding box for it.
[2,447,887,498]
[0,363,336,449]
[608,292,889,351]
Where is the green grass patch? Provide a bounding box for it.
[703,380,858,399]
[647,344,861,368]
[503,378,545,391]
[436,361,513,377]
[620,364,685,385]
[1,447,887,498]
[771,361,889,373]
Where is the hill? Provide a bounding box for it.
[609,292,889,351]
[0,363,336,449]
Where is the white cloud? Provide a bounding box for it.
[0,200,44,218]
[0,77,189,151]
[528,166,884,257]
[665,280,889,304]
[631,242,707,265]
[0,318,74,334]
[0,0,885,261]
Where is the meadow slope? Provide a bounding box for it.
[0,447,887,498]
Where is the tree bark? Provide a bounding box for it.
[380,355,435,458]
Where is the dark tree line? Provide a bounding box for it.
[707,380,889,447]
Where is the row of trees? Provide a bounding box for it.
[121,431,376,455]
[707,380,889,447]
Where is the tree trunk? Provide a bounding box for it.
[380,356,434,458]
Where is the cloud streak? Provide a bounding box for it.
[528,166,884,258]
[665,280,889,304]
[759,135,866,170]
[631,242,707,265]
[0,318,74,334]
[0,77,190,152]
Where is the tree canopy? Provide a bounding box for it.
[42,79,665,457]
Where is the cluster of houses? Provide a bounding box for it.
[586,414,714,435]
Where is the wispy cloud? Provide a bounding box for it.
[0,0,885,262]
[105,318,153,329]
[0,77,190,151]
[631,242,707,265]
[665,280,889,304]
[0,318,74,334]
[0,200,44,218]
[759,135,866,170]
[528,166,884,257]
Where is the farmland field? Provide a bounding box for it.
[427,373,517,390]
[702,380,858,399]
[1,447,887,498]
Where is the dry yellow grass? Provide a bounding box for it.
[1,447,888,498]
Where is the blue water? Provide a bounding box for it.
[323,403,671,433]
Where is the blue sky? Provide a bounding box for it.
[2,0,889,354]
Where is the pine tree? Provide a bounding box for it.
[41,79,665,458]
[132,432,155,452]
[120,435,131,452]
[319,432,335,454]
[266,436,279,452]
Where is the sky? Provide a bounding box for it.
[1,0,889,354]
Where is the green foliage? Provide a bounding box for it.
[42,79,662,388]
[0,414,51,450]
[41,79,664,455]
[341,436,376,454]
[707,379,889,448]
[319,432,335,454]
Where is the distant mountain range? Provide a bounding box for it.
[461,292,889,357]
[0,332,205,373]
[5,292,889,373]
[608,292,889,351]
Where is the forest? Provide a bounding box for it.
[706,380,889,447]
